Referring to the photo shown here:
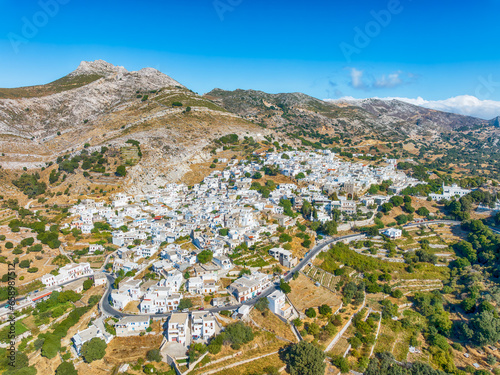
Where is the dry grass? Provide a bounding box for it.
[104,334,164,364]
[123,300,141,313]
[250,309,297,342]
[208,353,285,375]
[288,273,342,313]
[191,331,285,375]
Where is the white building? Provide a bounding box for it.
[41,263,93,287]
[191,312,216,340]
[383,228,402,239]
[267,290,293,319]
[430,184,471,201]
[94,273,107,287]
[111,292,132,310]
[72,325,112,355]
[167,313,189,345]
[227,272,271,302]
[269,248,297,268]
[115,316,150,337]
[139,291,182,314]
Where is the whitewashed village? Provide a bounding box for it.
[37,149,423,365]
[2,146,488,375]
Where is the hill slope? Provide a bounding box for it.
[0,61,264,195]
[206,89,492,139]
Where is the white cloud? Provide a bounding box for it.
[349,68,366,89]
[348,68,414,90]
[374,71,403,88]
[327,95,500,120]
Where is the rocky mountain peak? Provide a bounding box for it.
[69,59,127,77]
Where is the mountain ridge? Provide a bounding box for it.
[0,60,498,195]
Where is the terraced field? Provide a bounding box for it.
[303,264,341,291]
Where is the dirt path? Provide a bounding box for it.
[201,351,279,375]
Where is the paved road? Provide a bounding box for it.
[21,218,498,321]
[101,221,464,318]
[100,232,367,318]
[0,274,95,319]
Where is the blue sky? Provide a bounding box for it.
[1,0,500,118]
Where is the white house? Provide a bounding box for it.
[72,325,112,355]
[267,290,293,319]
[269,248,297,268]
[383,228,402,239]
[227,273,271,302]
[167,313,189,345]
[111,292,132,310]
[115,316,150,337]
[94,273,107,287]
[191,312,216,340]
[430,183,471,201]
[41,263,93,287]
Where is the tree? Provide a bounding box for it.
[280,279,291,294]
[115,165,127,177]
[197,250,213,264]
[368,185,379,194]
[81,337,107,363]
[263,366,279,375]
[83,279,93,290]
[332,355,350,373]
[389,196,404,207]
[323,220,339,236]
[469,311,500,346]
[255,297,269,312]
[487,353,497,365]
[391,289,403,299]
[224,321,254,347]
[55,362,78,375]
[307,322,320,336]
[305,307,316,318]
[147,349,162,362]
[279,233,293,243]
[283,341,326,375]
[318,304,332,316]
[454,240,477,263]
[416,207,430,216]
[41,336,60,359]
[381,203,393,213]
[178,298,193,310]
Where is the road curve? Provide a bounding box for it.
[97,219,498,319]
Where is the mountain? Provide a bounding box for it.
[0,60,498,198]
[332,97,489,131]
[0,60,262,194]
[206,89,492,139]
[490,116,500,128]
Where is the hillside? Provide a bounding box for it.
[206,89,494,139]
[1,61,499,202]
[0,61,264,198]
[333,97,489,131]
